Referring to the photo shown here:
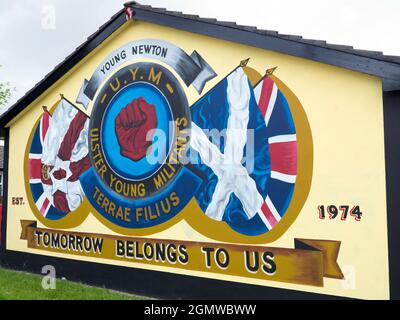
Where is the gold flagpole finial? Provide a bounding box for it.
[240,58,250,68]
[266,66,278,76]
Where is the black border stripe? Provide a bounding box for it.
[0,128,9,257]
[383,90,400,300]
[1,250,349,300]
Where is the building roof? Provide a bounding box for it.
[1,1,400,129]
[132,2,400,65]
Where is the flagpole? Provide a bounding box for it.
[189,58,251,108]
[240,58,250,68]
[59,94,91,119]
[252,66,278,89]
[42,106,49,114]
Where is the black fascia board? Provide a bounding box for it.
[130,4,400,92]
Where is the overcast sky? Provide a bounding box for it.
[0,0,399,112]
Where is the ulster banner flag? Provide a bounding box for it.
[28,99,91,220]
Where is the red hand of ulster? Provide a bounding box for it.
[115,97,158,161]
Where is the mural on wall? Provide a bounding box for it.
[23,39,344,287]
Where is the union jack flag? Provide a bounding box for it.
[253,75,298,230]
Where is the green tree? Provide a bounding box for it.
[0,65,11,108]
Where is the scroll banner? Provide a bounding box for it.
[76,39,218,108]
[21,221,344,287]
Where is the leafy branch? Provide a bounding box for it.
[0,65,12,108]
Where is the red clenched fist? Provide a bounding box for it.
[115,97,157,161]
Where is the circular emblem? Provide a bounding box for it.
[89,62,191,200]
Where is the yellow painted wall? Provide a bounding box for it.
[5,20,388,299]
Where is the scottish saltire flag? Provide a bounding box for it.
[190,67,271,236]
[190,68,297,236]
[28,99,91,220]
